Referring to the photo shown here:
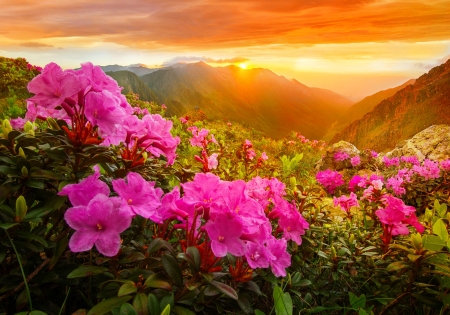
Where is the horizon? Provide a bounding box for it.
[1,0,449,99]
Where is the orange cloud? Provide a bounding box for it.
[19,42,54,48]
[0,0,448,49]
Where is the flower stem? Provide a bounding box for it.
[5,230,33,311]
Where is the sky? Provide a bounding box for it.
[0,0,449,100]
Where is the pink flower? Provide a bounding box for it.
[161,104,167,110]
[180,116,188,124]
[207,153,219,170]
[371,151,378,158]
[204,212,246,257]
[245,242,274,269]
[261,152,268,160]
[112,172,163,223]
[316,169,344,194]
[333,192,359,213]
[59,166,110,207]
[266,237,291,277]
[400,155,420,166]
[440,159,450,171]
[334,151,349,162]
[413,159,440,180]
[64,194,132,256]
[383,156,400,167]
[350,156,361,167]
[9,117,27,130]
[27,62,81,109]
[386,177,406,196]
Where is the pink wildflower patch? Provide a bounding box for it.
[334,151,350,162]
[316,169,344,194]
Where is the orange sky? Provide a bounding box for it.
[0,0,449,99]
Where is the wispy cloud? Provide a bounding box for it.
[162,56,249,66]
[19,42,54,48]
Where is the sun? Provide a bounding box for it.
[238,63,247,69]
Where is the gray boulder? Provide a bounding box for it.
[386,125,450,161]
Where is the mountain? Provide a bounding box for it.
[322,79,416,141]
[100,64,158,76]
[106,71,159,102]
[330,59,450,152]
[140,62,353,139]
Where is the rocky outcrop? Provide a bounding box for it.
[316,141,360,170]
[386,125,450,161]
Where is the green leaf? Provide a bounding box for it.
[26,195,67,220]
[133,293,148,315]
[423,235,446,251]
[49,234,68,269]
[146,238,177,257]
[118,252,146,264]
[16,231,48,247]
[386,261,409,272]
[161,254,183,286]
[147,293,161,315]
[172,306,196,315]
[144,273,172,291]
[209,280,238,300]
[254,310,266,315]
[29,169,66,180]
[29,311,49,315]
[118,282,137,297]
[273,285,293,315]
[159,304,170,315]
[349,292,366,309]
[67,266,108,278]
[0,223,18,230]
[15,196,27,222]
[118,303,138,315]
[186,246,201,270]
[87,296,132,315]
[432,219,448,241]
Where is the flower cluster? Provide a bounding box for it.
[17,62,179,166]
[188,126,219,172]
[333,192,359,215]
[316,169,344,194]
[59,168,164,256]
[334,151,349,162]
[382,156,400,167]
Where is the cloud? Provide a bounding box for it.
[162,56,249,66]
[19,42,54,48]
[0,0,449,51]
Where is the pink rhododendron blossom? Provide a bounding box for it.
[413,159,440,180]
[371,179,384,190]
[266,237,291,277]
[9,117,27,129]
[207,153,219,170]
[59,166,110,207]
[333,192,359,213]
[180,116,188,124]
[350,156,361,167]
[139,114,180,165]
[400,155,420,166]
[348,175,365,192]
[261,152,268,160]
[84,90,127,137]
[27,62,81,109]
[245,242,274,269]
[274,200,309,245]
[181,173,226,210]
[316,169,344,194]
[383,156,400,167]
[161,104,167,110]
[64,194,132,256]
[334,151,349,162]
[440,159,450,171]
[204,212,246,257]
[112,172,163,223]
[386,177,406,196]
[370,151,378,158]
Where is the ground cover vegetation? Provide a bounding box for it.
[0,58,449,315]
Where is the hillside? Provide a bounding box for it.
[106,71,160,102]
[101,64,157,76]
[322,79,415,141]
[140,62,353,139]
[330,59,450,151]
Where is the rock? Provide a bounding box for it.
[386,125,450,161]
[316,141,360,170]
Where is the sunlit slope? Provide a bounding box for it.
[331,59,450,151]
[140,62,353,139]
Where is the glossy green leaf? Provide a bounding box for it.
[118,252,146,264]
[67,266,108,278]
[0,223,18,230]
[147,293,160,315]
[172,306,196,315]
[423,235,446,251]
[160,304,170,315]
[133,293,148,315]
[161,254,183,286]
[118,303,138,315]
[273,285,292,315]
[87,296,132,315]
[144,273,172,291]
[432,219,448,241]
[386,261,409,272]
[118,282,137,297]
[349,292,366,309]
[209,280,238,300]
